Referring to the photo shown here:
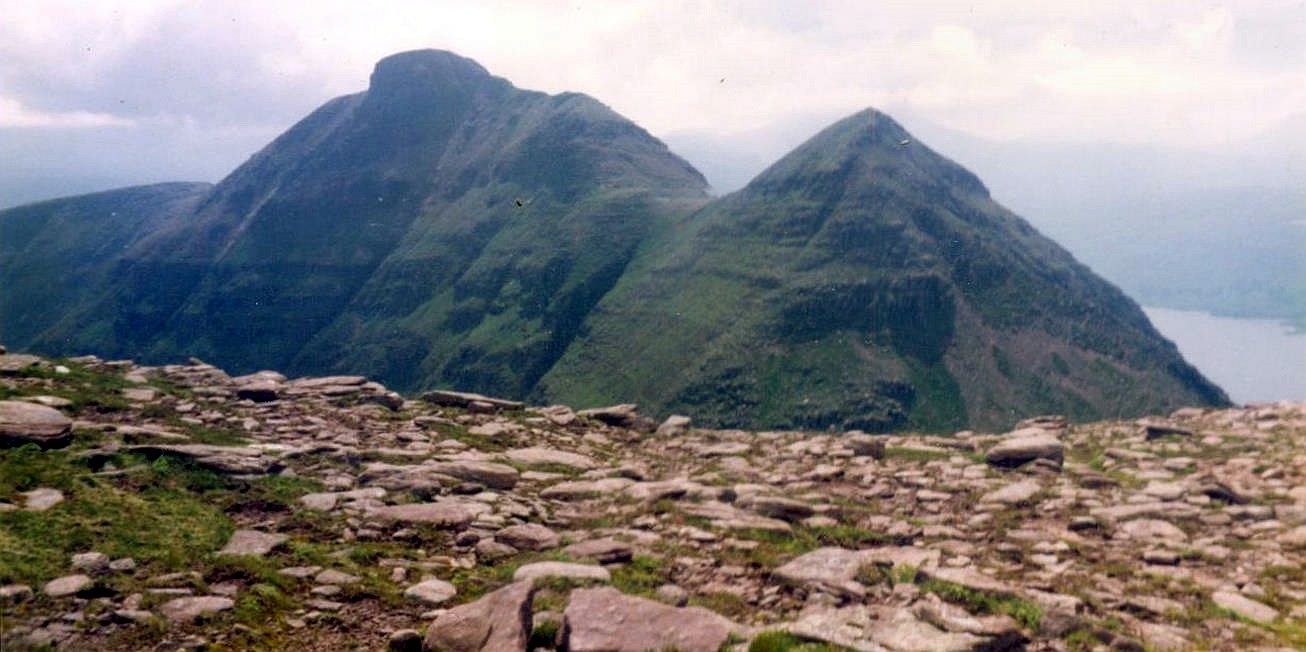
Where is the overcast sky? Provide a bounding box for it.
[2,0,1305,204]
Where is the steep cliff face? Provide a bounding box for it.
[537,109,1228,431]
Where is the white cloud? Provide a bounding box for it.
[0,0,1303,148]
[0,97,135,128]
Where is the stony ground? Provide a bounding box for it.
[1,350,1305,651]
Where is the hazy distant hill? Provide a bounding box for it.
[0,50,1228,430]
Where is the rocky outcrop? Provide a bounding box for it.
[561,586,746,652]
[0,400,73,448]
[0,351,1301,651]
[423,581,533,652]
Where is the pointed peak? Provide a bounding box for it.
[744,107,987,198]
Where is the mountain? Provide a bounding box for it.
[1,50,709,397]
[0,50,1227,431]
[537,110,1228,431]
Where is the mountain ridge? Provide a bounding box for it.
[0,49,1228,431]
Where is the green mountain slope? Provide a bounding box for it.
[1,50,708,396]
[537,110,1228,431]
[0,52,1227,431]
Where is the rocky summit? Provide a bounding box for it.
[0,350,1303,651]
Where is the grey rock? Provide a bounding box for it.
[495,523,560,551]
[218,529,288,557]
[561,586,744,652]
[985,432,1063,468]
[563,538,634,564]
[423,580,533,652]
[403,578,456,606]
[513,562,610,583]
[0,400,73,448]
[158,596,234,623]
[43,574,93,598]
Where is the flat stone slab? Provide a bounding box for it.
[421,390,524,410]
[218,529,288,557]
[403,578,457,606]
[428,460,519,490]
[985,433,1063,468]
[0,400,73,448]
[562,586,745,652]
[43,574,92,598]
[0,354,42,375]
[980,479,1043,505]
[1212,591,1278,623]
[513,562,611,583]
[563,538,634,564]
[368,501,488,528]
[774,547,871,599]
[158,596,234,623]
[21,488,64,512]
[541,478,635,500]
[501,447,598,470]
[126,444,279,475]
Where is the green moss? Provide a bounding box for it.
[918,578,1042,630]
[748,630,846,652]
[0,446,233,585]
[611,555,669,597]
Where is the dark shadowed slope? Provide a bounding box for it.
[1,50,708,397]
[538,109,1228,431]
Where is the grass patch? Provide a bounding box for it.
[611,555,668,597]
[0,445,233,585]
[7,361,132,413]
[918,578,1042,630]
[749,630,847,652]
[689,591,750,620]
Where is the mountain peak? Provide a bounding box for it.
[746,106,988,198]
[367,49,503,99]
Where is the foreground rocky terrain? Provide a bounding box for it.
[0,348,1303,651]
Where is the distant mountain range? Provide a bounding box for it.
[0,50,1229,431]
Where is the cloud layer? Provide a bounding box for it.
[1,0,1304,203]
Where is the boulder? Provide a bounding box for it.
[429,460,520,490]
[369,501,486,528]
[403,578,457,606]
[773,547,869,599]
[577,404,656,432]
[501,447,597,471]
[218,529,288,557]
[0,354,42,375]
[43,574,93,598]
[0,400,73,448]
[739,495,814,522]
[654,415,692,437]
[1116,519,1188,543]
[563,538,634,564]
[979,479,1043,505]
[985,433,1063,468]
[423,580,533,652]
[562,586,744,652]
[513,562,610,583]
[846,432,887,459]
[158,596,235,623]
[1211,590,1278,624]
[495,523,560,551]
[421,390,524,411]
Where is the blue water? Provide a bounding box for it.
[1144,307,1306,404]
